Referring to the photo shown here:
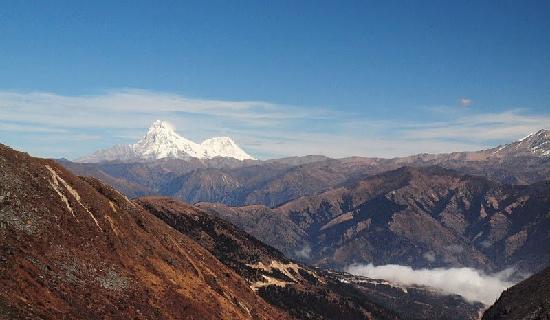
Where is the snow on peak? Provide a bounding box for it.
[148,120,175,133]
[133,120,203,159]
[77,120,255,162]
[200,136,252,160]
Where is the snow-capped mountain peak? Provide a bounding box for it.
[133,120,203,159]
[76,120,255,162]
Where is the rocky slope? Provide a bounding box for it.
[136,196,483,320]
[482,266,550,320]
[198,166,550,273]
[0,144,285,320]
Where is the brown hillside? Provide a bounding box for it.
[0,144,287,320]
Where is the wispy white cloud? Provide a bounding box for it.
[0,89,548,159]
[346,263,517,305]
[0,122,68,133]
[403,109,550,142]
[0,89,323,129]
[460,98,472,107]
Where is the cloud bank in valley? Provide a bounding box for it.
[346,263,516,305]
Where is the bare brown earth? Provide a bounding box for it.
[0,144,288,320]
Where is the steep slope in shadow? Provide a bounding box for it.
[482,266,550,320]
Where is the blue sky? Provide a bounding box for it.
[1,1,549,159]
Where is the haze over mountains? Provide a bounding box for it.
[65,128,550,206]
[78,120,550,164]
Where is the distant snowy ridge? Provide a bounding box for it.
[490,129,550,157]
[77,120,255,162]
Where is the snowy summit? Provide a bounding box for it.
[77,120,255,162]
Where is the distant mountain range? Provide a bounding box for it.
[64,129,550,204]
[77,120,255,162]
